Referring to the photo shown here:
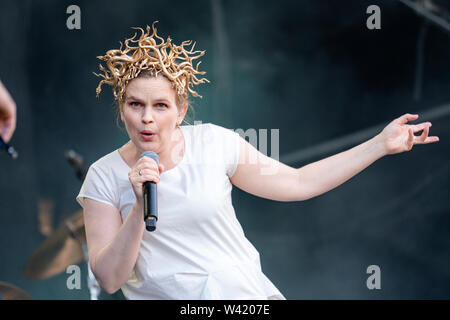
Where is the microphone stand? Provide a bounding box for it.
[66,149,100,300]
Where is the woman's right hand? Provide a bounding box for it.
[128,156,164,201]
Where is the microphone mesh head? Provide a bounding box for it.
[140,151,160,164]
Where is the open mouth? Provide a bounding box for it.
[140,131,155,141]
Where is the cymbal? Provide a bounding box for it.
[0,282,31,300]
[24,210,86,280]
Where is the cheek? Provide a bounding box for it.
[158,112,178,125]
[121,111,140,132]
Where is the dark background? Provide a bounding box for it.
[0,0,449,299]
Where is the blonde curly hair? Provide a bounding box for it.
[93,21,209,107]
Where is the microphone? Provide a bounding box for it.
[65,149,86,181]
[139,151,160,232]
[0,136,18,159]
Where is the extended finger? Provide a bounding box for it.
[423,136,440,143]
[410,122,431,133]
[415,126,440,144]
[396,113,419,125]
[416,125,429,143]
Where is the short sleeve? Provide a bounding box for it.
[76,164,118,209]
[208,123,241,178]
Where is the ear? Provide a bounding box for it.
[177,104,188,125]
[119,104,124,122]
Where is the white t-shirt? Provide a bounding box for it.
[76,122,285,300]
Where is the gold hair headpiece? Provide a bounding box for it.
[94,21,209,103]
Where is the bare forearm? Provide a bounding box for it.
[92,202,145,293]
[297,134,387,200]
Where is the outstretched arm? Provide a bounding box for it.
[230,113,439,202]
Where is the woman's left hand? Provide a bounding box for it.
[377,113,439,155]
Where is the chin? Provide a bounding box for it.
[139,141,155,148]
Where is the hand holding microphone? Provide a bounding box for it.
[128,151,164,231]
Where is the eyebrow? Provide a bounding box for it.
[153,98,171,104]
[125,95,144,102]
[125,96,171,104]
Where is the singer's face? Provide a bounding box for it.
[120,75,186,155]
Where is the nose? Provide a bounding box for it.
[141,105,154,123]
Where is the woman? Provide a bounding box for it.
[77,22,439,300]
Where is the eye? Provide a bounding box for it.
[157,103,167,108]
[129,101,141,107]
